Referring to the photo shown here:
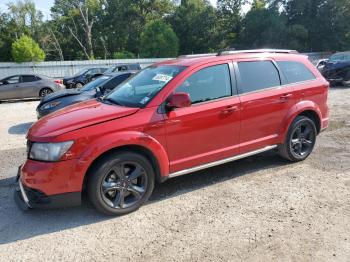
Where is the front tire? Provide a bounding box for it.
[75,82,83,89]
[278,116,317,162]
[87,152,155,216]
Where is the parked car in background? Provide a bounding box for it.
[0,74,63,102]
[105,63,141,73]
[15,49,329,216]
[63,67,108,89]
[316,59,329,73]
[321,51,350,86]
[37,71,135,118]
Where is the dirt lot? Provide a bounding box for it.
[0,88,349,262]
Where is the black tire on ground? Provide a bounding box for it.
[39,88,53,97]
[278,115,317,162]
[87,151,155,216]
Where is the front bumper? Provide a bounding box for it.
[14,161,83,210]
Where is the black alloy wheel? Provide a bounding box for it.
[101,161,148,209]
[88,152,155,216]
[278,116,317,162]
[289,121,315,158]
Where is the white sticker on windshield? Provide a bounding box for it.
[140,97,150,104]
[152,74,173,83]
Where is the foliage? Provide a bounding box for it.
[113,51,136,59]
[11,35,45,62]
[140,20,179,58]
[0,0,350,62]
[169,0,221,54]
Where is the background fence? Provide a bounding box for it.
[0,58,169,79]
[0,52,332,79]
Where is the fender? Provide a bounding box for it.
[279,100,322,143]
[76,131,170,185]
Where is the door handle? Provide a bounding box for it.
[280,94,293,101]
[222,105,239,114]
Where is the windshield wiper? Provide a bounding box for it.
[99,96,124,106]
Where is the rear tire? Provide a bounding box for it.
[87,151,155,216]
[278,116,317,162]
[39,88,53,97]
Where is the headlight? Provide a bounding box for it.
[29,141,74,162]
[41,101,61,110]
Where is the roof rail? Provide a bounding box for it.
[218,49,299,56]
[178,53,216,58]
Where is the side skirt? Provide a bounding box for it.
[168,145,277,179]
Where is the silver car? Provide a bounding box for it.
[0,74,64,101]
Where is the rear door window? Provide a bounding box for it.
[237,61,281,94]
[277,61,316,84]
[175,64,232,104]
[21,75,38,82]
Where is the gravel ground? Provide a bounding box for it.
[0,88,349,262]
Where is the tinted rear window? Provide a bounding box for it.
[237,61,280,94]
[22,75,38,82]
[277,61,316,84]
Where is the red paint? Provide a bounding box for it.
[21,52,329,198]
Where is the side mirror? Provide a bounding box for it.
[166,92,191,111]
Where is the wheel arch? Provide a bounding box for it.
[83,144,165,191]
[280,101,322,143]
[79,132,170,192]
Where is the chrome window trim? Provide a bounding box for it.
[168,145,277,178]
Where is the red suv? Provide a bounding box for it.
[15,49,329,215]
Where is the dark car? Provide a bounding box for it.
[63,67,108,89]
[105,63,141,73]
[321,51,350,86]
[0,74,63,101]
[37,71,134,118]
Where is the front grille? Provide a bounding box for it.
[26,140,33,158]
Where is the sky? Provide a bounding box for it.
[0,0,55,19]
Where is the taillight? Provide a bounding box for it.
[54,79,63,84]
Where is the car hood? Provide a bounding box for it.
[325,60,350,69]
[40,89,84,104]
[28,99,139,139]
[63,76,75,81]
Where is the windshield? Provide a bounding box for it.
[329,53,350,62]
[73,69,89,77]
[80,75,112,91]
[104,67,115,73]
[105,65,186,107]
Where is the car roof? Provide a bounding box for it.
[103,70,137,77]
[155,49,305,67]
[332,51,350,55]
[111,63,140,66]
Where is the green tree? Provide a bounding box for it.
[239,0,287,49]
[51,0,106,60]
[101,0,175,57]
[113,50,135,59]
[217,0,245,50]
[11,35,45,62]
[282,0,350,51]
[169,0,220,54]
[140,20,179,57]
